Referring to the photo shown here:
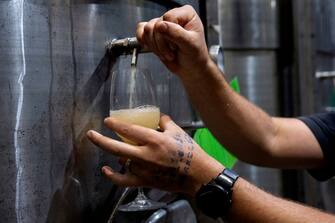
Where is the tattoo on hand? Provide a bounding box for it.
[173,133,183,144]
[178,151,185,158]
[184,133,193,144]
[170,132,196,181]
[152,132,197,187]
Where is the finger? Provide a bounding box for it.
[155,21,191,49]
[104,117,160,145]
[159,114,179,131]
[153,24,175,61]
[102,166,143,187]
[87,130,141,159]
[136,22,147,46]
[163,5,197,27]
[143,18,161,53]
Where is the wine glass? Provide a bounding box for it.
[110,66,166,212]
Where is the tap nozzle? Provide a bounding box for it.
[105,37,148,55]
[131,48,138,67]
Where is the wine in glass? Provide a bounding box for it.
[110,65,165,211]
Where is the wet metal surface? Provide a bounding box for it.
[219,0,281,198]
[0,1,196,222]
[219,0,279,49]
[224,51,278,115]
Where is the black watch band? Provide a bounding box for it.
[196,168,239,219]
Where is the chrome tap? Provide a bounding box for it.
[105,37,148,55]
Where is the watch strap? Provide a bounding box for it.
[196,168,239,219]
[216,168,239,189]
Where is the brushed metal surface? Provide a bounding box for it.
[0,1,196,222]
[219,0,279,49]
[223,50,281,196]
[314,0,335,53]
[224,51,278,115]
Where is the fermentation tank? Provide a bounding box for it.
[0,1,199,222]
[219,0,282,196]
[312,0,335,212]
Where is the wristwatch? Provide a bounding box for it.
[196,168,239,219]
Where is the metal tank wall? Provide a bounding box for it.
[219,0,278,49]
[0,1,198,222]
[314,0,335,113]
[311,0,335,213]
[218,0,282,196]
[290,0,335,210]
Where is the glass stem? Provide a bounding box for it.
[137,187,146,199]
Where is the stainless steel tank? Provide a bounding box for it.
[313,0,335,113]
[312,0,335,212]
[314,0,335,54]
[219,0,279,111]
[219,0,279,49]
[0,1,198,222]
[224,51,278,115]
[219,0,281,196]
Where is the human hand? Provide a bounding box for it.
[87,115,224,196]
[136,5,211,82]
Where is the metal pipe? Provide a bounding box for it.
[105,37,149,55]
[131,48,139,67]
[180,121,205,131]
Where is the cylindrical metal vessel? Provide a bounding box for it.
[224,51,278,115]
[219,0,279,49]
[312,0,335,211]
[314,0,335,54]
[0,1,197,222]
[219,0,281,197]
[313,0,335,112]
[225,51,281,196]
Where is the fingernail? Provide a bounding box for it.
[87,130,94,138]
[87,130,102,139]
[102,166,113,173]
[165,53,174,61]
[105,117,116,125]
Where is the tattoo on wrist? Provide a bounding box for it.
[172,132,196,180]
[152,132,197,187]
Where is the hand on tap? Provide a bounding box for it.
[136,5,212,82]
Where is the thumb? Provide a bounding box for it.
[156,21,192,49]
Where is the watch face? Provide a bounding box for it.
[196,184,231,219]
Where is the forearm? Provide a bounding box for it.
[135,5,324,168]
[228,178,335,223]
[180,59,277,165]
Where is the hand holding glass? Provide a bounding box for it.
[110,67,165,211]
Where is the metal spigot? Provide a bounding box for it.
[209,45,224,72]
[131,48,138,67]
[105,37,149,55]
